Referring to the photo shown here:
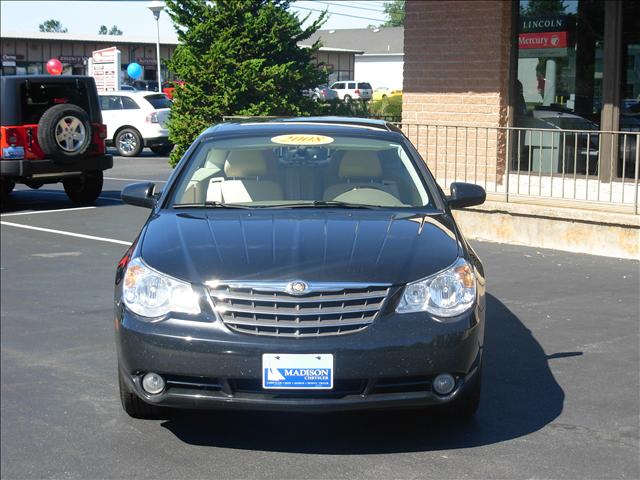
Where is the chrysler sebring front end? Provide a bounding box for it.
[115,118,486,419]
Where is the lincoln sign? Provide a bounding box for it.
[519,14,569,59]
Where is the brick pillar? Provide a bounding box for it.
[402,0,513,189]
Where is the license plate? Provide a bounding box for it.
[262,353,333,390]
[2,146,24,160]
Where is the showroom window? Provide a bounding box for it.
[517,1,604,122]
[514,0,640,179]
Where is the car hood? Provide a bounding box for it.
[140,210,461,285]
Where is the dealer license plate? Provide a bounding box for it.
[262,353,333,390]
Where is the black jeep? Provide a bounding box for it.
[0,75,113,203]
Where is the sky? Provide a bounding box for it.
[0,0,389,39]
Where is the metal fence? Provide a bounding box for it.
[395,123,640,214]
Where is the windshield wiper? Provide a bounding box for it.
[173,202,253,209]
[262,201,386,209]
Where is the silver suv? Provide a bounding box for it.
[329,81,373,102]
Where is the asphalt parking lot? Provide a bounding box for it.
[1,152,639,479]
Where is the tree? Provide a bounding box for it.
[521,0,567,15]
[99,25,123,35]
[38,19,68,33]
[381,0,405,27]
[164,0,326,166]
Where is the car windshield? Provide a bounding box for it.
[144,94,172,109]
[171,133,432,208]
[358,83,372,89]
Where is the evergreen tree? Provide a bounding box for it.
[99,25,123,35]
[521,0,567,15]
[164,0,326,166]
[108,25,123,35]
[38,19,68,33]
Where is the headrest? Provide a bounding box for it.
[338,151,383,178]
[224,150,268,177]
[205,149,228,168]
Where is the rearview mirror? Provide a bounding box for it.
[122,182,157,209]
[447,182,486,209]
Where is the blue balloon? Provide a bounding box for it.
[127,63,143,80]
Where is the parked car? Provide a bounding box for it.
[116,117,487,419]
[98,91,173,157]
[516,106,638,177]
[303,84,338,102]
[373,87,402,101]
[162,81,185,100]
[1,75,113,203]
[130,80,160,92]
[120,84,137,91]
[329,81,373,102]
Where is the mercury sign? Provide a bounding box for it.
[88,46,121,92]
[519,15,569,59]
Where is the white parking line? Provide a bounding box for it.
[12,190,122,202]
[105,177,167,183]
[0,206,96,217]
[0,221,131,246]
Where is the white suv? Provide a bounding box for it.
[329,81,373,102]
[98,91,172,157]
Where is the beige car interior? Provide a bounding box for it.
[323,151,401,204]
[181,149,284,204]
[179,147,404,206]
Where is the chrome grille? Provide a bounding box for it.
[208,282,391,337]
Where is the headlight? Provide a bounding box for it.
[123,257,200,318]
[396,258,476,317]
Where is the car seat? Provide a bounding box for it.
[206,150,284,203]
[323,150,400,201]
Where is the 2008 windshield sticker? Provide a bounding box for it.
[271,134,334,145]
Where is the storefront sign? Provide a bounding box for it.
[520,15,568,33]
[59,55,87,65]
[2,54,17,67]
[88,46,121,92]
[519,31,567,49]
[519,14,568,59]
[136,57,157,66]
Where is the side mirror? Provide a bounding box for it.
[122,182,157,209]
[447,182,486,209]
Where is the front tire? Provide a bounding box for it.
[115,128,143,157]
[118,369,166,419]
[343,95,352,103]
[63,171,103,204]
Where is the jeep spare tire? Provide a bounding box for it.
[37,103,92,164]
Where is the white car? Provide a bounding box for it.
[98,91,172,157]
[329,81,373,102]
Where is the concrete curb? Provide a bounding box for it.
[453,201,640,260]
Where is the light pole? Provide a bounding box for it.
[147,1,164,92]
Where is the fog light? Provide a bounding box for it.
[433,373,456,395]
[142,372,165,394]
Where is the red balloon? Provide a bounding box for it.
[46,58,63,75]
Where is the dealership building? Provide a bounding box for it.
[402,0,639,259]
[402,0,639,182]
[0,31,359,84]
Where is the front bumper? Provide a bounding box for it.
[0,154,113,180]
[115,300,485,412]
[143,136,170,148]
